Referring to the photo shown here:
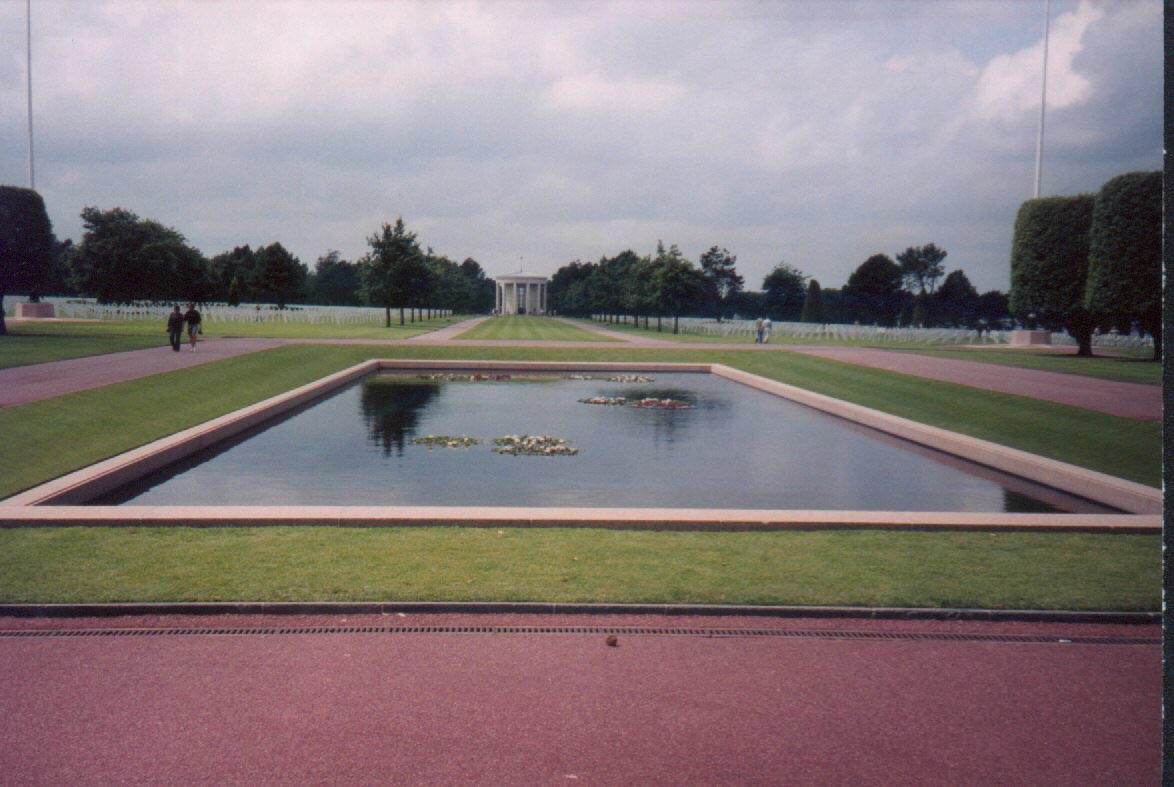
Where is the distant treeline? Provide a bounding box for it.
[548,242,1011,332]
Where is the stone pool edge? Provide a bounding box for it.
[0,359,1160,530]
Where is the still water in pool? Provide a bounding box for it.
[99,372,1114,512]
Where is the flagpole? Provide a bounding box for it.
[1032,0,1051,199]
[26,0,35,190]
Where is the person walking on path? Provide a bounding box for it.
[762,317,772,344]
[183,303,202,351]
[166,305,184,352]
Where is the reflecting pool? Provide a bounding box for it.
[97,372,1116,512]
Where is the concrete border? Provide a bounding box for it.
[0,601,1159,624]
[0,359,1160,528]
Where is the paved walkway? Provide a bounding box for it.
[0,612,1159,785]
[0,319,1160,419]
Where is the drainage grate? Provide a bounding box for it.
[0,626,1157,646]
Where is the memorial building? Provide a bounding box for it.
[495,273,550,315]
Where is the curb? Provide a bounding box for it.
[0,602,1158,625]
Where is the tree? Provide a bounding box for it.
[227,275,242,307]
[41,236,75,298]
[161,235,212,304]
[590,250,641,323]
[307,250,361,306]
[360,218,429,326]
[650,241,704,334]
[976,290,1010,329]
[934,269,980,328]
[71,206,209,304]
[624,253,657,329]
[799,279,826,323]
[548,260,597,316]
[0,186,54,335]
[254,242,306,308]
[209,245,259,302]
[458,257,495,313]
[699,246,743,322]
[1010,195,1096,355]
[843,254,902,325]
[762,262,807,320]
[424,250,482,314]
[1084,171,1161,360]
[896,243,947,295]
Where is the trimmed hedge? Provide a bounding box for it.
[1085,171,1161,359]
[1009,195,1095,354]
[0,185,54,333]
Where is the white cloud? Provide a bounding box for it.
[975,1,1104,124]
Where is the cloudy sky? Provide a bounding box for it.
[0,0,1161,293]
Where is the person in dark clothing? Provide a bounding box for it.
[183,303,202,351]
[166,305,184,352]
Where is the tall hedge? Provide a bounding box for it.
[1009,195,1095,355]
[0,185,54,335]
[1084,171,1161,359]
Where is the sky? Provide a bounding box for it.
[0,0,1162,294]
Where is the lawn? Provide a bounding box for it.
[202,315,463,339]
[0,527,1158,610]
[576,317,757,343]
[5,315,465,344]
[0,331,166,369]
[0,340,1159,611]
[455,316,617,341]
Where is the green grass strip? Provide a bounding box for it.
[0,527,1157,610]
[455,316,617,341]
[6,315,466,341]
[573,317,754,342]
[0,333,165,369]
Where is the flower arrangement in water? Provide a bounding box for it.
[416,373,513,382]
[578,396,628,406]
[410,435,482,448]
[632,397,693,409]
[492,435,579,456]
[578,395,693,409]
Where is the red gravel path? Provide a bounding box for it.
[0,613,1159,785]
